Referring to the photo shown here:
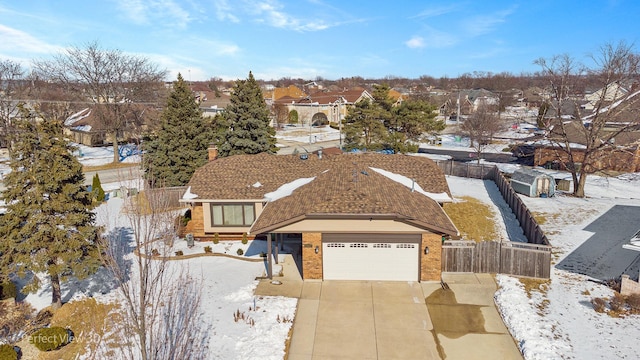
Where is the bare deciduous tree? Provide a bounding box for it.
[460,101,502,163]
[535,41,640,197]
[0,59,26,147]
[271,102,289,129]
[33,41,167,162]
[99,175,208,359]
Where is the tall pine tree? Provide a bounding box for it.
[0,114,100,309]
[218,71,277,157]
[144,73,212,187]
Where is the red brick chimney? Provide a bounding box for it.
[208,145,218,161]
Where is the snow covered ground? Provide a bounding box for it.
[447,174,640,359]
[275,125,341,144]
[17,196,297,360]
[7,119,640,359]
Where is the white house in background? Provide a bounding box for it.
[583,82,630,111]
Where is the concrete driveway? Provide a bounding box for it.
[286,274,522,360]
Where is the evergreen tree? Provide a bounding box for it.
[144,73,212,187]
[218,71,277,157]
[0,114,100,309]
[343,98,388,151]
[91,173,105,202]
[344,84,445,153]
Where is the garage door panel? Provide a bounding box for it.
[323,240,419,281]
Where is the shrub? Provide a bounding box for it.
[236,248,244,256]
[0,344,18,360]
[31,326,72,351]
[288,109,298,124]
[241,233,248,245]
[204,246,212,253]
[175,250,184,256]
[0,281,17,300]
[213,233,220,244]
[91,173,105,203]
[591,297,607,313]
[627,293,640,313]
[609,293,626,312]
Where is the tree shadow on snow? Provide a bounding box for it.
[59,226,135,302]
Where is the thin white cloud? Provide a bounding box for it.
[115,0,148,24]
[405,36,425,49]
[247,0,332,32]
[412,4,461,19]
[411,27,458,49]
[463,7,515,36]
[213,0,240,22]
[115,0,192,28]
[0,24,63,55]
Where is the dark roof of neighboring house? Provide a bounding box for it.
[459,88,498,101]
[186,152,457,236]
[199,93,231,109]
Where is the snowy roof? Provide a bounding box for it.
[369,167,452,202]
[64,108,91,126]
[186,152,457,236]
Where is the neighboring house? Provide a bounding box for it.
[583,82,630,111]
[438,88,498,118]
[63,104,153,146]
[275,88,374,126]
[534,89,640,172]
[264,85,307,103]
[190,83,232,117]
[63,108,107,146]
[439,94,473,118]
[181,151,459,282]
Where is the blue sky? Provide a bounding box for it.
[0,0,637,81]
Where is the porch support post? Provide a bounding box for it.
[267,233,273,279]
[274,233,279,264]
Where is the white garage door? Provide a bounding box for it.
[322,234,420,281]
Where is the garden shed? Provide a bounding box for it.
[510,168,555,198]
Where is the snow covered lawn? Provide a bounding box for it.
[18,197,297,360]
[448,173,640,359]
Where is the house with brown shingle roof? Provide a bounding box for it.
[182,151,459,282]
[273,88,374,126]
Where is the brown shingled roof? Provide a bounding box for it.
[187,152,457,236]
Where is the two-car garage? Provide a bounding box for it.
[322,233,421,281]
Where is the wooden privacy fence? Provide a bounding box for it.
[434,160,494,179]
[434,159,550,246]
[142,186,189,211]
[489,167,550,246]
[442,240,552,279]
